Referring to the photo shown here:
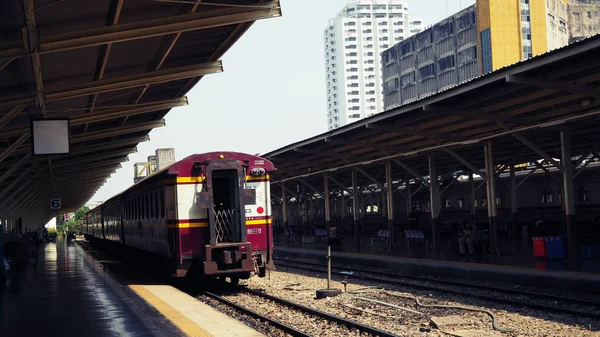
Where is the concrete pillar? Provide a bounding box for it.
[352,170,360,251]
[484,140,499,255]
[429,156,441,253]
[386,161,395,247]
[510,164,518,237]
[469,172,476,221]
[281,183,288,231]
[324,175,331,234]
[561,129,578,267]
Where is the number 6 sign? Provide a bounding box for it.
[51,198,61,210]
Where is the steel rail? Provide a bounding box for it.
[240,287,401,337]
[203,291,310,337]
[275,259,600,320]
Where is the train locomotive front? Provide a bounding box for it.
[175,152,276,280]
[83,152,275,282]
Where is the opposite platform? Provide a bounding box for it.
[274,246,600,294]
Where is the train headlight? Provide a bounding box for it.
[250,167,266,176]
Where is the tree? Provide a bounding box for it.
[56,206,90,235]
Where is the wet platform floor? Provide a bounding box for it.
[0,239,182,337]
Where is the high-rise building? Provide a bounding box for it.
[324,0,422,130]
[382,5,478,108]
[477,0,569,74]
[382,0,600,111]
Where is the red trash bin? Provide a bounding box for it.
[533,237,547,258]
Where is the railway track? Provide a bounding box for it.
[274,257,600,320]
[203,290,311,337]
[202,284,401,337]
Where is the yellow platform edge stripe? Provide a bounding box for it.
[129,285,214,337]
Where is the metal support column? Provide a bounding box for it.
[341,189,345,230]
[484,140,499,255]
[469,172,476,221]
[301,196,307,239]
[385,161,394,247]
[510,164,518,237]
[324,175,331,235]
[352,170,360,251]
[0,218,4,281]
[406,180,412,219]
[561,129,578,267]
[281,183,287,231]
[429,156,440,253]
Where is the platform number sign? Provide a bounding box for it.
[51,198,61,210]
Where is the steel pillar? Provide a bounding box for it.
[324,175,331,234]
[510,164,518,237]
[561,129,578,267]
[429,156,441,253]
[484,140,499,255]
[469,172,476,221]
[352,170,360,251]
[341,189,345,229]
[281,183,287,230]
[406,180,411,219]
[0,218,4,281]
[385,161,394,247]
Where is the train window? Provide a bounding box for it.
[244,189,256,205]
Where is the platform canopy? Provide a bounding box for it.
[0,0,281,225]
[264,34,600,191]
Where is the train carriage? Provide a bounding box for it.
[84,152,275,281]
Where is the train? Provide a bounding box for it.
[83,152,276,283]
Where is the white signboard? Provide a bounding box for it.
[51,198,61,210]
[31,119,70,155]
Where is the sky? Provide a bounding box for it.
[89,0,476,203]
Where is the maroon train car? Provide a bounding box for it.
[84,152,276,282]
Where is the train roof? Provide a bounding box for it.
[86,152,275,213]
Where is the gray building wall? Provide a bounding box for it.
[382,5,478,110]
[568,0,600,43]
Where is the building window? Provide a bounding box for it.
[481,28,492,74]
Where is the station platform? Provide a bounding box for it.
[1,239,264,337]
[274,237,600,295]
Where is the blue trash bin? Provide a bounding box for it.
[545,236,567,260]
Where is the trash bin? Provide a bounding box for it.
[545,236,567,260]
[533,237,547,258]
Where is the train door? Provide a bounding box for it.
[211,169,243,243]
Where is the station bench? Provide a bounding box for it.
[405,230,429,251]
[370,229,390,249]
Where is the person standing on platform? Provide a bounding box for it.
[459,220,480,255]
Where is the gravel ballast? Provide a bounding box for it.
[228,266,600,337]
